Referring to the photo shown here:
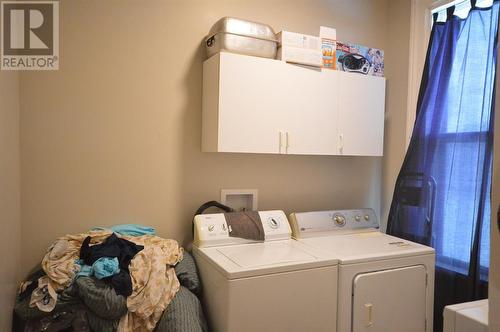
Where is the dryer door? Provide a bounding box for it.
[352,265,427,332]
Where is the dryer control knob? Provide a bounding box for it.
[268,217,280,229]
[333,214,346,227]
[364,215,370,221]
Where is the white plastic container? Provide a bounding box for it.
[276,30,322,67]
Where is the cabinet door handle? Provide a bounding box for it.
[279,131,283,154]
[338,133,344,154]
[365,303,374,328]
[285,132,290,154]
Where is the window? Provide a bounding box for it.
[423,0,495,279]
[433,0,493,22]
[406,0,494,145]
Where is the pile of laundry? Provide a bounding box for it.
[14,224,207,332]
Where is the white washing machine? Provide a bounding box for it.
[443,299,488,332]
[289,209,435,332]
[193,210,339,332]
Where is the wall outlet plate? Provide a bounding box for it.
[221,189,258,212]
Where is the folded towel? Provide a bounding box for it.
[92,224,156,237]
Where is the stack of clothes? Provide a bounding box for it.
[13,225,208,332]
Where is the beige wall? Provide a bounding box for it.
[489,52,500,331]
[0,71,21,329]
[381,0,411,229]
[19,0,406,275]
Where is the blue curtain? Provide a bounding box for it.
[387,2,499,331]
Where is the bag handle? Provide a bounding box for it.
[194,200,233,217]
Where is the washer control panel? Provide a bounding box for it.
[194,210,291,247]
[288,209,379,238]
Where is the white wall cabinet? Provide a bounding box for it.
[202,52,385,156]
[337,71,386,156]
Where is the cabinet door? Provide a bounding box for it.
[217,53,284,154]
[352,265,427,332]
[284,67,339,155]
[337,71,385,156]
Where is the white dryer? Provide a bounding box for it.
[289,209,435,332]
[193,210,339,332]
